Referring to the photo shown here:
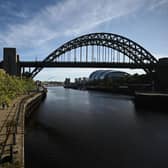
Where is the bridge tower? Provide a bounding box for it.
[3,48,21,76]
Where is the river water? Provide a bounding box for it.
[25,87,168,168]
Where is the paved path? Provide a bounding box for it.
[0,92,43,167]
[0,95,26,167]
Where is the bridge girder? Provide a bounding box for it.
[31,33,158,78]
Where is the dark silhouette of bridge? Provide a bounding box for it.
[30,33,158,77]
[0,32,168,90]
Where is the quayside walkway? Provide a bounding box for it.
[0,92,43,168]
[0,95,27,168]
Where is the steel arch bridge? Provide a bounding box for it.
[30,32,158,78]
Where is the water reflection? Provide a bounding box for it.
[25,87,168,168]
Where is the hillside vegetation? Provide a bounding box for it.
[0,69,36,105]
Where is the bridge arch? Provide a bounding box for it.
[31,32,158,77]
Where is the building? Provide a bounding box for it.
[89,70,129,81]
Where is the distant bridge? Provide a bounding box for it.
[1,32,168,85]
[0,33,159,77]
[29,33,158,77]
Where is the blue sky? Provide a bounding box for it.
[0,0,168,81]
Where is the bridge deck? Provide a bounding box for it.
[19,61,157,69]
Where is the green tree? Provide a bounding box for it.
[0,69,36,106]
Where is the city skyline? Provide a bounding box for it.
[0,0,168,81]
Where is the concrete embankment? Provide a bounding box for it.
[17,92,46,168]
[134,92,168,110]
[0,91,46,168]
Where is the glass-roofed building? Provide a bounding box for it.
[89,70,129,81]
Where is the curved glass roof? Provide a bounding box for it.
[89,70,104,80]
[89,70,129,81]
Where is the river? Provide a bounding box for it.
[25,87,168,168]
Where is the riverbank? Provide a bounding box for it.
[64,83,153,96]
[135,91,168,110]
[86,86,133,95]
[0,91,46,168]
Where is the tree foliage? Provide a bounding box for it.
[0,69,36,105]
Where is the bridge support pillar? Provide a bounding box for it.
[22,67,25,75]
[156,58,168,91]
[3,48,21,76]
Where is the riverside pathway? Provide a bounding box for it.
[0,95,26,168]
[0,92,44,168]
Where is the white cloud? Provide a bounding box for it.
[148,0,168,10]
[1,0,167,50]
[0,0,144,49]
